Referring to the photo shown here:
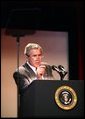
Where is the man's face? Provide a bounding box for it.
[28,49,43,67]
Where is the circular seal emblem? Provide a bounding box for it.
[55,85,77,110]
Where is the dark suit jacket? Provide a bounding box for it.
[13,62,53,94]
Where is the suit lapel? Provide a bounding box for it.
[23,63,36,79]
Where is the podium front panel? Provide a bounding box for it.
[19,80,84,118]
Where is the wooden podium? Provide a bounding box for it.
[19,80,84,118]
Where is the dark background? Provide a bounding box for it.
[1,0,84,80]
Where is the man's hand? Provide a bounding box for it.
[36,64,46,79]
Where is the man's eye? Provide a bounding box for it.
[39,54,42,56]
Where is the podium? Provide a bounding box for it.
[19,80,84,118]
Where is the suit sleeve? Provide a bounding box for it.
[13,71,30,94]
[45,65,54,79]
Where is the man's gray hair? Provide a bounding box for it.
[24,43,43,56]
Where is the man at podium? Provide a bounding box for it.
[13,43,84,118]
[13,43,54,94]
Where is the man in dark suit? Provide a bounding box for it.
[13,43,53,94]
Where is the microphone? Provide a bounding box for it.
[58,65,66,72]
[52,65,60,73]
[52,65,68,80]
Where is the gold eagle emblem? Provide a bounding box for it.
[55,85,77,110]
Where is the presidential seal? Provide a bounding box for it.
[55,85,77,110]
